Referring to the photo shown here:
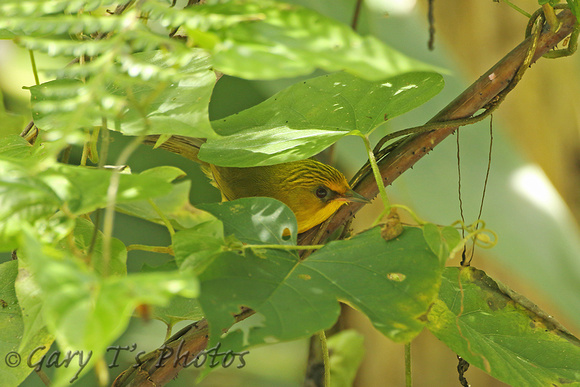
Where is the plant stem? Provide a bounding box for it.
[99,117,110,168]
[317,330,331,387]
[148,198,175,236]
[542,3,561,33]
[239,243,325,251]
[35,369,50,386]
[165,324,174,342]
[80,137,90,166]
[371,204,426,228]
[361,134,390,210]
[126,244,174,254]
[405,342,412,387]
[102,135,144,276]
[500,0,532,18]
[28,49,40,85]
[89,126,100,164]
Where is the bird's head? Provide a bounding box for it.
[283,159,370,233]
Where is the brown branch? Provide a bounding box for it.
[112,308,254,386]
[301,8,578,246]
[112,8,578,386]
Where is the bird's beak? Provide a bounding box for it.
[338,189,371,204]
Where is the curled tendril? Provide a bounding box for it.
[450,219,498,257]
[526,4,579,58]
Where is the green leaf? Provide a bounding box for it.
[327,330,365,387]
[0,91,25,136]
[0,260,52,387]
[538,0,560,5]
[29,78,101,136]
[17,229,199,386]
[0,159,65,251]
[137,165,187,182]
[173,197,297,274]
[0,136,38,159]
[0,0,107,18]
[0,160,172,251]
[173,219,225,274]
[198,197,298,244]
[151,296,204,328]
[110,50,217,139]
[116,167,215,230]
[176,199,443,352]
[39,164,174,214]
[427,267,580,386]
[423,223,461,264]
[14,259,54,370]
[71,217,127,277]
[206,227,439,347]
[30,50,217,139]
[145,0,441,80]
[199,71,444,167]
[566,0,580,19]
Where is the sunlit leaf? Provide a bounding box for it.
[145,0,441,80]
[200,71,444,167]
[328,330,365,387]
[172,199,444,354]
[0,261,52,387]
[18,229,199,386]
[428,267,580,386]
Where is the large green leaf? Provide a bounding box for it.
[172,198,444,354]
[198,197,299,244]
[199,71,444,167]
[428,267,580,386]
[71,217,127,277]
[30,49,217,139]
[144,0,440,80]
[141,261,205,327]
[109,50,217,139]
[0,159,67,251]
[0,92,24,137]
[0,261,52,387]
[38,164,174,215]
[17,229,199,386]
[0,160,174,251]
[173,196,297,273]
[327,330,366,387]
[116,166,215,230]
[0,135,40,160]
[14,259,55,375]
[151,296,205,329]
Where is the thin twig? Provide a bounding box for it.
[468,115,494,264]
[428,0,435,50]
[318,330,331,387]
[102,135,144,276]
[405,342,412,387]
[351,0,364,30]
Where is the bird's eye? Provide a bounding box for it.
[316,187,328,199]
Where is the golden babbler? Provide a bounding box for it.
[146,136,370,233]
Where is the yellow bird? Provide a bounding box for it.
[145,135,370,233]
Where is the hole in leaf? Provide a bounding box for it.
[387,273,406,282]
[282,228,291,240]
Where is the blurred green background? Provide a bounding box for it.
[2,0,579,386]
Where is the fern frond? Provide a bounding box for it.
[0,14,133,36]
[0,0,108,18]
